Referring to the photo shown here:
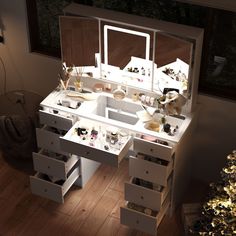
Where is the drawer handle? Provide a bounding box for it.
[145,170,149,174]
[140,196,144,200]
[136,220,139,225]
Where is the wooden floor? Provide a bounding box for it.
[0,151,208,236]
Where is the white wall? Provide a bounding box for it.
[0,0,61,117]
[0,0,61,116]
[192,94,236,182]
[0,0,235,182]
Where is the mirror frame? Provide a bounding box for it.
[103,24,151,65]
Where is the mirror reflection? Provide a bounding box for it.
[103,24,151,68]
[60,16,99,68]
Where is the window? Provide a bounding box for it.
[26,0,88,57]
[199,9,236,100]
[175,1,236,100]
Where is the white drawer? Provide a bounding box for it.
[33,149,80,180]
[133,137,175,161]
[36,126,66,155]
[60,120,132,167]
[30,164,80,203]
[39,110,74,131]
[124,177,170,211]
[129,154,173,186]
[120,195,170,235]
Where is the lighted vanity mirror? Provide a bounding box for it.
[61,4,203,112]
[100,21,154,91]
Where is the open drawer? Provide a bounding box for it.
[30,162,80,203]
[60,120,132,167]
[33,149,80,180]
[36,126,67,155]
[133,137,175,162]
[124,177,171,211]
[129,153,173,186]
[120,194,170,235]
[39,110,74,131]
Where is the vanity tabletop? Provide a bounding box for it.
[40,88,193,144]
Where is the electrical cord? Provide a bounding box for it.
[0,56,44,104]
[0,55,6,95]
[0,49,44,126]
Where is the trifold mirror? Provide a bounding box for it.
[60,4,203,113]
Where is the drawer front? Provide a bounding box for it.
[133,137,174,161]
[124,179,169,211]
[60,136,132,168]
[120,197,170,235]
[36,127,66,155]
[129,156,173,186]
[120,206,157,235]
[30,166,80,203]
[33,150,79,180]
[39,110,73,131]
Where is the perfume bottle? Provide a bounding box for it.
[113,85,126,101]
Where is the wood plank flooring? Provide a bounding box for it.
[0,151,207,236]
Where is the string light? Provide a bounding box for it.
[190,150,236,235]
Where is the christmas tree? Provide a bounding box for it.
[191,150,236,236]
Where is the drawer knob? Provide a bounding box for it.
[44,189,48,192]
[145,170,149,174]
[136,220,139,224]
[150,148,153,152]
[51,141,54,145]
[140,196,144,200]
[86,151,90,155]
[54,121,57,124]
[47,166,50,169]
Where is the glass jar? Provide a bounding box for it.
[113,85,126,101]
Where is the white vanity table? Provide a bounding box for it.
[30,4,204,235]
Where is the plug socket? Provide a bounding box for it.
[0,36,4,43]
[14,92,25,104]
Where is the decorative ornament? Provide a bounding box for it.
[159,91,187,115]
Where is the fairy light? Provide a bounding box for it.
[190,150,236,235]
